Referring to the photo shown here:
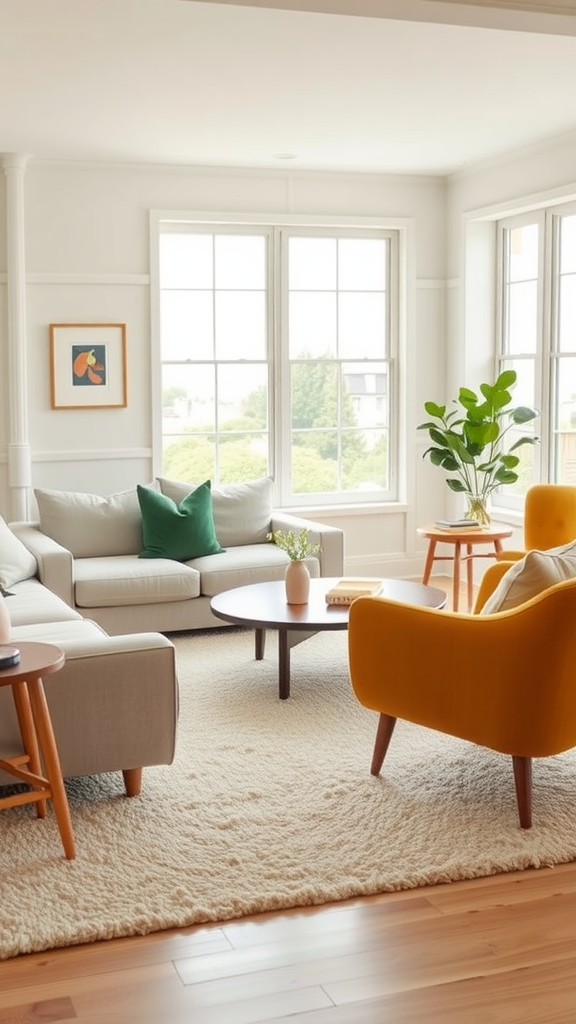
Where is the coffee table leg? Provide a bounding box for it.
[278,630,290,700]
[255,628,266,660]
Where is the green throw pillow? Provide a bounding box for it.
[137,482,224,561]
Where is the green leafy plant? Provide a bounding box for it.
[418,369,539,523]
[267,528,320,561]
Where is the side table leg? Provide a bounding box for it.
[278,630,291,700]
[422,540,437,585]
[466,542,474,613]
[11,680,47,818]
[453,541,461,612]
[27,678,76,860]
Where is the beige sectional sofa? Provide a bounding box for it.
[11,476,344,635]
[0,516,178,794]
[0,477,343,793]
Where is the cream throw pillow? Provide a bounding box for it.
[157,477,274,547]
[0,515,37,587]
[35,487,145,558]
[481,539,576,614]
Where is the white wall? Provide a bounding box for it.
[0,158,449,575]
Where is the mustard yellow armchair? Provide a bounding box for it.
[348,573,576,828]
[497,483,576,562]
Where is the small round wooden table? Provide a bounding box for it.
[418,524,513,613]
[211,576,446,699]
[0,641,75,859]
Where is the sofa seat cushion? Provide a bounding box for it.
[73,555,200,608]
[11,617,108,645]
[190,544,321,598]
[4,578,84,627]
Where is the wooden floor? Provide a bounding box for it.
[3,577,575,1024]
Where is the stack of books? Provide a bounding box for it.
[326,578,383,606]
[434,518,480,530]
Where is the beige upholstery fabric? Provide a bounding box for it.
[190,543,320,598]
[158,476,274,547]
[73,555,200,608]
[1,577,83,625]
[481,539,576,613]
[1,571,178,786]
[10,496,344,636]
[0,514,37,588]
[10,617,108,644]
[34,487,147,557]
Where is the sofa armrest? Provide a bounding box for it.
[270,510,344,577]
[9,521,75,607]
[37,631,178,779]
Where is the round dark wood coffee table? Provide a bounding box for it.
[211,577,446,699]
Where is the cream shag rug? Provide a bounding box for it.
[2,627,576,960]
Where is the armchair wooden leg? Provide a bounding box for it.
[512,756,533,829]
[371,714,397,776]
[122,767,143,797]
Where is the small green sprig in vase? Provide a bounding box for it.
[267,528,320,560]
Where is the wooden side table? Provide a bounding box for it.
[0,641,75,859]
[417,524,513,613]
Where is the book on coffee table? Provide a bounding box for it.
[326,578,383,606]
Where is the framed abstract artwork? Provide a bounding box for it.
[49,323,127,409]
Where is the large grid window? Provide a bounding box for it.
[497,203,576,507]
[157,222,398,507]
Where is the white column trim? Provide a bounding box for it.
[3,153,31,520]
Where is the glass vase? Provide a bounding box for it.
[465,495,490,527]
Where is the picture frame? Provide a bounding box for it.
[49,323,127,409]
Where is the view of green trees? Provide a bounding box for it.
[163,361,387,492]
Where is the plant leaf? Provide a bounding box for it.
[494,468,518,485]
[512,406,539,424]
[509,435,539,451]
[423,401,445,418]
[495,369,517,391]
[464,421,500,446]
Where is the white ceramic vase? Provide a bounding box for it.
[285,560,310,605]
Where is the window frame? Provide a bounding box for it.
[151,210,406,509]
[495,200,576,510]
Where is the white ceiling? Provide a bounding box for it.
[2,0,576,175]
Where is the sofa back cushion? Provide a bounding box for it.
[157,476,274,547]
[0,515,37,588]
[34,487,145,557]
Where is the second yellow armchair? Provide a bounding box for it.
[497,483,576,561]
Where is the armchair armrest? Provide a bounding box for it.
[270,510,344,577]
[472,560,516,613]
[496,549,525,563]
[9,521,74,607]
